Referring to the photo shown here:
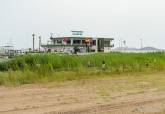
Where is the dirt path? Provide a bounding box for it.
[1,73,165,114]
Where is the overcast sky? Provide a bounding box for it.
[0,0,165,49]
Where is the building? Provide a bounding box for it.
[0,46,22,58]
[41,36,114,53]
[41,35,114,54]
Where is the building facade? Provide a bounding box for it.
[41,36,114,53]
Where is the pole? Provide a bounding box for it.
[39,36,41,52]
[32,34,35,52]
[140,38,143,49]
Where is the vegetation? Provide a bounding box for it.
[0,52,165,85]
[1,52,165,72]
[0,58,8,62]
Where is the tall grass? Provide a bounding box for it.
[1,52,165,72]
[0,52,165,85]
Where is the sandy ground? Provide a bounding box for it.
[1,73,165,114]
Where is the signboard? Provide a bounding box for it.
[63,37,68,42]
[71,31,83,35]
[63,37,68,45]
[85,38,92,43]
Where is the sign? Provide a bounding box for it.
[71,31,83,35]
[63,37,68,42]
[85,38,92,43]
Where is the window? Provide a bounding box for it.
[67,40,71,44]
[73,40,81,44]
[104,40,110,47]
[92,40,96,46]
[56,40,62,44]
[82,40,86,44]
[53,39,56,44]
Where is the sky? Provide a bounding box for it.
[0,0,165,49]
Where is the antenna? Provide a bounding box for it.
[140,38,143,49]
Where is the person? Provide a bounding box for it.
[87,61,91,67]
[102,60,106,71]
[145,59,149,68]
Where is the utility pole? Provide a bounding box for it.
[39,36,41,52]
[32,33,35,52]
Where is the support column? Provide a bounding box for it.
[71,39,73,45]
[95,38,98,53]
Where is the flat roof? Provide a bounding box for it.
[41,44,92,48]
[50,37,114,40]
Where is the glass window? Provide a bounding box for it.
[67,40,71,44]
[92,40,96,46]
[56,40,62,44]
[82,40,86,44]
[73,40,81,44]
[104,40,110,47]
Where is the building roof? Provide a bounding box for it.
[50,36,114,40]
[41,44,92,48]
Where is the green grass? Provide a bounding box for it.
[0,69,110,86]
[0,52,165,86]
[0,58,8,62]
[1,52,165,72]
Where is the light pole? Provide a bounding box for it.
[32,33,35,52]
[39,36,41,52]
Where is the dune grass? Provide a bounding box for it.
[0,52,165,86]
